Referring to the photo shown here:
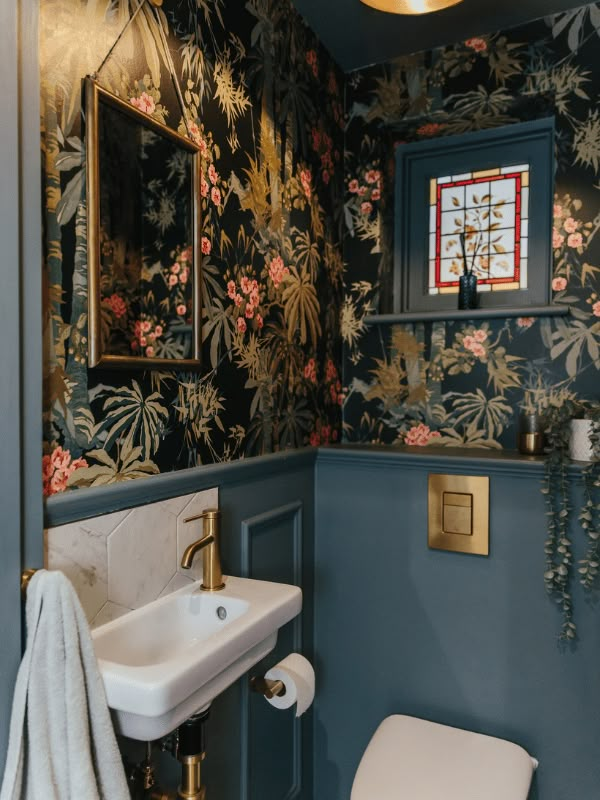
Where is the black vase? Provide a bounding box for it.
[458,273,478,310]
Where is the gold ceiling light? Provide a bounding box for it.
[360,0,463,14]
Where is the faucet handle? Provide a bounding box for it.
[183,509,220,524]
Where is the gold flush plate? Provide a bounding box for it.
[428,473,489,556]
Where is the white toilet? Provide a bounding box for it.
[352,715,537,800]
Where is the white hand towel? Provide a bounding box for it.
[0,569,130,800]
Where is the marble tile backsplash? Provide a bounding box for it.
[45,488,218,627]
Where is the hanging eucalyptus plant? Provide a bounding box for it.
[542,401,600,641]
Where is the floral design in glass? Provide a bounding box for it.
[428,166,529,295]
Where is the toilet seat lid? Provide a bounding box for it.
[351,715,535,800]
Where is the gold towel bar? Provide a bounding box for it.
[21,568,39,596]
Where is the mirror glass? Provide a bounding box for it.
[86,78,202,370]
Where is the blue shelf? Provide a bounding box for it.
[364,305,570,325]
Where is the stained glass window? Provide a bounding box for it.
[428,166,529,296]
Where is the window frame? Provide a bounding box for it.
[393,118,555,314]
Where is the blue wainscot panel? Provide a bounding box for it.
[313,447,600,800]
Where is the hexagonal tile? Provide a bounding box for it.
[108,502,177,609]
[45,522,108,623]
[83,509,132,537]
[91,601,131,629]
[176,488,219,582]
[159,572,195,599]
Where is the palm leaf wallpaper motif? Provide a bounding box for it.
[41,0,344,493]
[343,5,600,449]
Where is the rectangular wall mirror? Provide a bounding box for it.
[85,77,202,370]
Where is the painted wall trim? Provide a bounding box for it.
[317,444,586,479]
[239,501,304,800]
[45,449,317,528]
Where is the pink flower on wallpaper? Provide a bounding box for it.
[168,274,178,287]
[255,313,264,329]
[145,346,155,357]
[201,237,211,255]
[366,169,381,184]
[102,293,127,319]
[416,122,445,136]
[208,164,219,185]
[552,228,565,248]
[268,255,289,288]
[130,92,156,115]
[348,179,359,193]
[465,37,487,51]
[201,177,209,198]
[326,358,338,382]
[227,280,237,299]
[592,301,600,317]
[404,423,441,447]
[473,328,488,343]
[322,170,331,185]
[304,358,317,383]
[371,189,381,201]
[179,267,189,284]
[517,317,535,329]
[176,304,187,316]
[234,294,243,307]
[300,169,312,198]
[309,431,321,447]
[237,317,247,333]
[187,121,201,143]
[553,204,563,218]
[552,276,567,291]
[360,201,373,215]
[241,276,252,294]
[42,446,88,497]
[463,335,486,358]
[211,187,222,206]
[567,232,583,248]
[171,262,181,274]
[245,305,255,319]
[563,217,578,233]
[155,325,163,337]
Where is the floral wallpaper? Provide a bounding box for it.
[342,3,600,449]
[41,0,344,494]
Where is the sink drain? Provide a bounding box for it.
[216,606,227,621]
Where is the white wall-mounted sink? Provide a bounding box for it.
[92,576,302,740]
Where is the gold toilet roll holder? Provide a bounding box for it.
[249,676,286,699]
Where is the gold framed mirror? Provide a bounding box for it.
[85,77,202,370]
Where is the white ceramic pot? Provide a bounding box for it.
[569,419,595,462]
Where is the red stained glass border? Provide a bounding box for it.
[434,172,523,289]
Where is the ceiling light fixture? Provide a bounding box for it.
[360,0,463,14]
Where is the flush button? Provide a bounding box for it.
[442,492,473,536]
[428,474,489,556]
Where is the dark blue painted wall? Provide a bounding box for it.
[313,448,600,800]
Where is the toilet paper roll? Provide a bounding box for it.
[263,653,315,717]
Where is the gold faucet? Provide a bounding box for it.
[181,509,225,591]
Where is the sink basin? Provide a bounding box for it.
[92,575,302,740]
